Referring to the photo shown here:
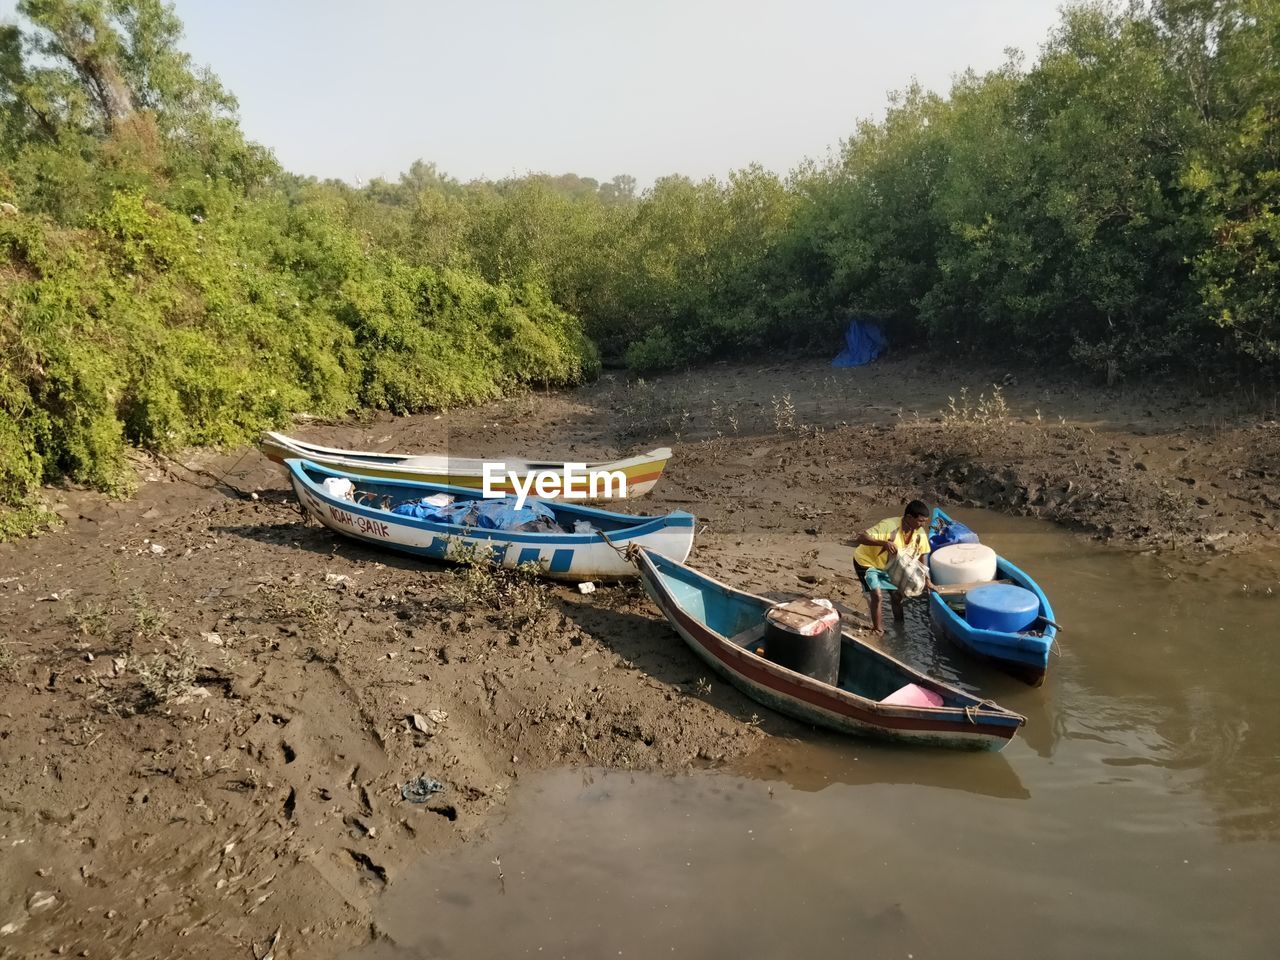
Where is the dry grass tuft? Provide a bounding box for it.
[615,379,692,443]
[130,590,170,638]
[908,384,1019,459]
[135,640,200,706]
[771,393,797,432]
[445,539,552,629]
[0,641,20,680]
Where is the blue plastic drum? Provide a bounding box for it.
[965,584,1039,633]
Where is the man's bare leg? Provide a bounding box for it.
[868,589,884,633]
[890,591,905,623]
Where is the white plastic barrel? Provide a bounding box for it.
[929,542,998,586]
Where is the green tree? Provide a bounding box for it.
[1175,0,1280,362]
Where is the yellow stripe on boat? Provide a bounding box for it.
[259,432,671,500]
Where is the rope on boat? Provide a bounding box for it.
[597,526,642,567]
[963,698,1002,724]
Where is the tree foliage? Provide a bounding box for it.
[2,0,1278,535]
[796,0,1280,381]
[0,1,596,534]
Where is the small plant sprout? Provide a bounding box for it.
[135,640,199,706]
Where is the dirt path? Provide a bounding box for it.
[2,358,1276,958]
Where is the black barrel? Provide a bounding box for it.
[763,598,841,686]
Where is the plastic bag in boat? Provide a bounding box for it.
[322,477,356,501]
[392,499,475,523]
[929,518,978,553]
[391,496,558,531]
[886,552,928,598]
[472,498,557,531]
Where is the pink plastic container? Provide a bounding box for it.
[879,683,944,707]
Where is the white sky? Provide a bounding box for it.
[3,0,1068,187]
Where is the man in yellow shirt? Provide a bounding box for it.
[852,500,932,633]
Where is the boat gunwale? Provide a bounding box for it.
[637,548,1024,732]
[265,431,671,474]
[289,459,692,546]
[928,507,1057,655]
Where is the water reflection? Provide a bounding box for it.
[947,509,1280,841]
[350,769,1003,960]
[731,733,1030,800]
[349,765,1280,960]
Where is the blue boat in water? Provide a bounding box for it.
[285,459,695,579]
[927,507,1058,686]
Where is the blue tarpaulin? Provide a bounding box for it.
[832,319,887,368]
[472,497,557,530]
[930,519,979,553]
[392,496,557,530]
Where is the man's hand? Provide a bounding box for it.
[882,540,898,557]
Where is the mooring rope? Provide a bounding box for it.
[963,698,1002,724]
[155,449,255,498]
[596,526,640,566]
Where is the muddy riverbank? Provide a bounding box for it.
[2,357,1277,958]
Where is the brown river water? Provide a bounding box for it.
[349,513,1280,959]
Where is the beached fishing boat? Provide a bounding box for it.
[634,548,1025,750]
[927,508,1058,686]
[262,432,671,499]
[286,459,694,579]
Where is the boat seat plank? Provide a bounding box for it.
[728,623,768,650]
[931,578,1013,597]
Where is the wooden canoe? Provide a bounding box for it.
[928,508,1058,686]
[634,548,1025,750]
[263,431,671,499]
[287,459,694,580]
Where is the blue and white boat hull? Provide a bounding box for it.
[287,459,694,579]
